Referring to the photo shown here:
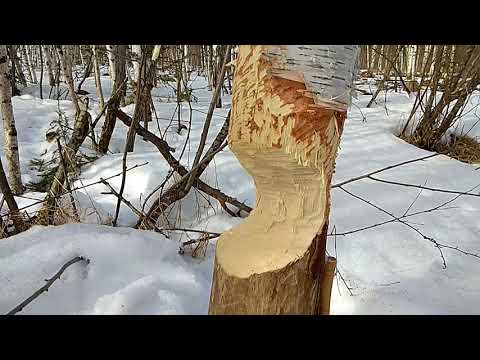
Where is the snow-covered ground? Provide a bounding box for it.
[1,70,480,315]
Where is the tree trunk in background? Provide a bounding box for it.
[367,45,373,74]
[38,107,92,224]
[98,45,127,154]
[415,45,425,76]
[207,45,214,91]
[407,45,416,80]
[126,45,154,152]
[11,46,27,88]
[92,45,105,112]
[209,45,358,315]
[0,45,23,195]
[26,46,37,84]
[176,55,183,134]
[56,45,80,114]
[38,45,43,99]
[0,157,25,234]
[372,45,382,73]
[43,45,56,87]
[106,45,116,82]
[213,45,223,108]
[21,45,34,84]
[360,45,368,69]
[131,45,142,83]
[6,46,20,96]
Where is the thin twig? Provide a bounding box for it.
[6,256,90,315]
[368,175,480,198]
[0,162,149,219]
[332,153,439,189]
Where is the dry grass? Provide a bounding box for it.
[401,133,480,164]
[436,134,480,164]
[32,197,80,226]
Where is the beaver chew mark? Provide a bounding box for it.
[217,54,345,279]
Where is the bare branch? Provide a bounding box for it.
[6,256,90,315]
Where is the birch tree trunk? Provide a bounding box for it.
[43,45,56,87]
[0,45,23,195]
[11,46,27,88]
[372,45,382,73]
[125,45,154,152]
[106,45,116,82]
[91,45,105,111]
[209,45,358,315]
[0,157,25,233]
[131,45,142,83]
[38,105,92,224]
[98,45,127,154]
[21,45,34,84]
[26,46,38,84]
[56,45,80,114]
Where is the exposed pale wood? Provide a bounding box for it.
[209,45,358,315]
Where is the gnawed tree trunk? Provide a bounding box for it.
[0,45,23,195]
[209,45,358,315]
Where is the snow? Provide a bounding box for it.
[1,69,480,315]
[0,224,214,314]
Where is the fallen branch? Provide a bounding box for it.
[99,178,169,236]
[165,227,221,237]
[114,110,252,230]
[6,256,90,315]
[100,178,143,218]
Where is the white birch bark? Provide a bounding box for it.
[79,46,85,67]
[106,45,116,82]
[91,45,105,111]
[42,45,56,87]
[11,46,27,87]
[21,45,35,84]
[56,45,80,113]
[407,45,416,80]
[0,45,23,195]
[131,45,142,82]
[28,45,38,84]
